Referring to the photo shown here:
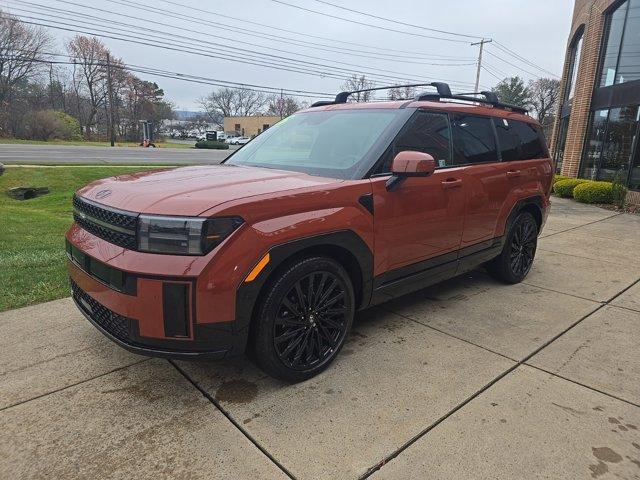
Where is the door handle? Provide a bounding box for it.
[441,178,463,189]
[506,169,522,178]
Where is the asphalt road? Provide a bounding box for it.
[0,144,237,165]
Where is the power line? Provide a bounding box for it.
[155,0,472,60]
[483,49,540,78]
[1,53,333,99]
[492,41,559,78]
[101,0,475,67]
[4,8,444,87]
[269,0,471,43]
[4,4,486,89]
[310,0,483,40]
[109,0,476,63]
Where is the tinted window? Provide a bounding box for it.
[510,120,548,160]
[451,115,497,164]
[493,118,520,162]
[374,110,451,173]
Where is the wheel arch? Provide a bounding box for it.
[504,196,544,234]
[233,230,373,352]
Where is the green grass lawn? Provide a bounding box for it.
[0,138,193,149]
[0,165,165,312]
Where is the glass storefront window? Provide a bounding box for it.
[599,1,628,87]
[580,110,609,180]
[597,105,639,181]
[616,0,640,84]
[630,130,640,190]
[554,116,570,173]
[565,33,584,102]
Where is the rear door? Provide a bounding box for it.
[449,114,510,248]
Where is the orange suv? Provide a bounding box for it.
[67,83,552,381]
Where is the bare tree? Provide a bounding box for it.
[340,74,374,102]
[528,78,561,127]
[67,36,119,136]
[388,85,417,101]
[200,87,266,121]
[266,93,304,118]
[0,9,52,135]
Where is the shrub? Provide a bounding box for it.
[553,178,588,198]
[573,181,614,204]
[194,140,229,150]
[553,175,572,185]
[25,110,82,141]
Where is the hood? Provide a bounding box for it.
[77,165,342,216]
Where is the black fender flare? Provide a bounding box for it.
[230,230,373,353]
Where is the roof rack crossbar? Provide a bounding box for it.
[310,82,447,107]
[414,88,528,114]
[310,82,528,114]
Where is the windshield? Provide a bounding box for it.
[226,109,402,179]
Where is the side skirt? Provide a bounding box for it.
[370,236,504,306]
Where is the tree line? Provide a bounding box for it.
[0,10,173,142]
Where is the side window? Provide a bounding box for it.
[493,118,520,161]
[510,120,549,160]
[374,110,451,174]
[451,115,498,165]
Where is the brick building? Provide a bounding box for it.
[223,116,282,138]
[551,0,640,202]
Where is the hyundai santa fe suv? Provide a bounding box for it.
[67,82,552,381]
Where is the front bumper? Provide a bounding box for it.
[66,231,250,360]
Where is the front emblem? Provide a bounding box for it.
[95,189,112,199]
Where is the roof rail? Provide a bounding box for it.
[310,82,447,107]
[310,82,528,114]
[414,88,528,114]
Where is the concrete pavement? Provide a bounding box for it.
[1,198,639,479]
[0,143,235,165]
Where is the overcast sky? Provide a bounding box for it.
[3,0,575,110]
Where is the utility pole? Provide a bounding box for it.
[49,62,54,109]
[279,88,284,119]
[471,38,492,92]
[106,53,116,147]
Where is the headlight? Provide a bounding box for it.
[138,215,243,255]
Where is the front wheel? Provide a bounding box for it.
[486,212,538,284]
[250,256,355,382]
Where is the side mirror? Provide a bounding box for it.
[386,151,436,191]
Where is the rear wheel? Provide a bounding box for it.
[486,211,538,284]
[250,256,354,382]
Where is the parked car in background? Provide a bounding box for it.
[235,136,250,145]
[66,82,552,382]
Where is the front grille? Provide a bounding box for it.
[73,195,138,249]
[71,279,131,343]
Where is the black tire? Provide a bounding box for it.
[249,256,355,382]
[486,212,538,284]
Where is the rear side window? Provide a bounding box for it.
[451,115,498,165]
[493,118,520,162]
[374,110,451,173]
[510,120,548,160]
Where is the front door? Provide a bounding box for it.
[370,110,466,276]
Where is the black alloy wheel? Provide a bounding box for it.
[273,271,349,371]
[251,256,354,382]
[486,211,538,284]
[509,216,537,277]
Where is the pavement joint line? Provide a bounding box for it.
[523,363,640,409]
[0,358,150,413]
[360,276,640,479]
[520,281,605,304]
[537,247,634,266]
[380,305,518,363]
[540,211,623,239]
[168,359,297,480]
[607,303,640,315]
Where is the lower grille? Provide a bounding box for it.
[71,280,131,343]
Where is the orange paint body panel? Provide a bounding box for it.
[66,97,552,360]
